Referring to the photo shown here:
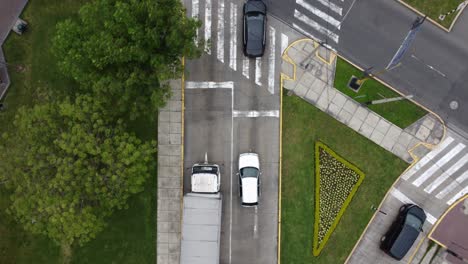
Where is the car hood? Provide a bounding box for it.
[239,153,260,169]
[191,173,219,193]
[245,0,266,14]
[390,225,420,260]
[241,177,258,204]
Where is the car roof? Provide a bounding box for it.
[241,177,258,204]
[407,205,426,222]
[244,0,266,14]
[389,225,420,259]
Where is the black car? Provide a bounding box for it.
[380,204,426,260]
[243,0,266,58]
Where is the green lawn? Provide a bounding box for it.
[0,0,157,263]
[402,0,462,29]
[280,93,408,264]
[334,58,427,129]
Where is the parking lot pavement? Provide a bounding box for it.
[346,130,468,264]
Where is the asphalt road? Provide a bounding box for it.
[264,0,468,137]
[338,0,468,137]
[182,0,301,262]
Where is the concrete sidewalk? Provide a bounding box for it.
[157,80,183,264]
[282,39,444,163]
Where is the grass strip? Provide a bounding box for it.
[334,58,427,129]
[402,0,462,29]
[281,93,408,264]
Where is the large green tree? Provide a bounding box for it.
[53,0,201,119]
[0,95,156,250]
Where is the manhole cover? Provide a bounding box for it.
[449,100,459,110]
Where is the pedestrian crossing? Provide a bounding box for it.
[401,135,468,206]
[293,0,348,44]
[186,0,292,95]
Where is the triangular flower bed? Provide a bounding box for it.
[313,141,365,256]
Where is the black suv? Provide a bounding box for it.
[380,204,426,260]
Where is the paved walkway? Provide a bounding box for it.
[282,39,444,163]
[157,80,183,264]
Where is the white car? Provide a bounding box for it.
[238,152,261,207]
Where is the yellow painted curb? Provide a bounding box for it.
[278,37,316,264]
[407,236,429,264]
[396,0,449,33]
[313,41,337,65]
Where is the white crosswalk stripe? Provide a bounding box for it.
[436,171,468,199]
[229,2,237,71]
[217,0,225,63]
[268,26,276,94]
[424,153,468,194]
[242,58,250,79]
[412,143,465,187]
[281,33,289,55]
[294,10,339,43]
[296,0,341,29]
[402,137,454,180]
[255,57,262,86]
[447,186,468,205]
[398,133,468,212]
[204,0,212,54]
[316,0,342,16]
[191,0,199,44]
[187,0,297,93]
[293,0,345,44]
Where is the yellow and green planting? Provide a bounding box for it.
[313,142,365,256]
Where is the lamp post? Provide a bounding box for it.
[348,16,426,92]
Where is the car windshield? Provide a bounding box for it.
[405,214,422,229]
[240,167,259,178]
[246,13,264,41]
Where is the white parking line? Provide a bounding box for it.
[296,0,341,29]
[268,26,276,94]
[436,171,468,199]
[446,186,468,205]
[217,0,225,63]
[255,57,262,86]
[232,110,279,118]
[390,188,437,224]
[293,11,339,43]
[191,0,199,43]
[424,153,468,194]
[204,0,212,54]
[186,81,234,89]
[314,0,343,16]
[412,143,465,187]
[281,33,289,55]
[402,137,454,180]
[229,3,238,71]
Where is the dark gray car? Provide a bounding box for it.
[243,0,266,58]
[380,204,426,260]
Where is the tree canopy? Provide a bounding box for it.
[52,0,201,119]
[0,95,156,247]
